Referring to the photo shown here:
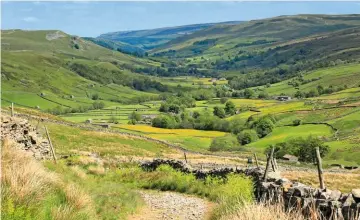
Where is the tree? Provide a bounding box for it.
[92,101,105,109]
[192,111,200,119]
[255,118,274,138]
[209,135,239,152]
[294,91,304,99]
[213,106,226,118]
[297,136,330,163]
[244,89,255,99]
[108,116,118,124]
[152,115,177,128]
[258,91,269,99]
[225,101,236,115]
[92,94,99,100]
[266,136,330,163]
[220,97,229,104]
[129,111,141,121]
[293,119,302,126]
[168,104,181,114]
[237,130,258,145]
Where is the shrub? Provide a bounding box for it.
[225,101,236,115]
[108,116,118,124]
[266,136,330,163]
[237,130,258,145]
[293,119,302,126]
[152,115,177,128]
[209,135,239,151]
[220,97,229,104]
[254,118,274,138]
[91,94,99,100]
[213,106,226,118]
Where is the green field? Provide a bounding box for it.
[259,64,360,96]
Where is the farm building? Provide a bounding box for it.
[281,154,298,162]
[276,96,292,101]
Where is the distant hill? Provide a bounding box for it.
[152,14,360,56]
[83,37,146,56]
[97,21,243,50]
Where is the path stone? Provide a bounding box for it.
[129,190,212,220]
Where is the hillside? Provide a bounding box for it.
[98,21,242,50]
[1,30,170,111]
[84,37,146,56]
[153,14,360,55]
[149,14,360,88]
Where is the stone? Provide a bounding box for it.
[351,189,360,203]
[344,194,355,206]
[329,190,342,201]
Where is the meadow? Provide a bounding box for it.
[115,124,227,152]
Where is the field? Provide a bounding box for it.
[257,64,360,97]
[115,124,227,152]
[44,122,178,158]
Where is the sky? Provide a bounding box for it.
[2,1,360,37]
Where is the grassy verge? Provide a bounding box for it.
[111,164,254,219]
[1,140,96,220]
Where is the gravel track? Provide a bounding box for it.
[129,190,213,220]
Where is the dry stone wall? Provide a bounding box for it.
[141,159,360,220]
[1,115,52,160]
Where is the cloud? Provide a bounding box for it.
[23,16,39,22]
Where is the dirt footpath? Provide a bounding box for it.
[129,190,214,220]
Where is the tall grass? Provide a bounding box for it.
[1,139,96,220]
[111,164,254,219]
[221,201,305,220]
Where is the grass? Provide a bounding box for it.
[282,171,360,193]
[1,139,97,220]
[1,30,160,111]
[45,162,143,220]
[246,124,333,150]
[260,64,360,96]
[44,122,178,157]
[221,201,304,220]
[113,164,254,219]
[115,124,227,152]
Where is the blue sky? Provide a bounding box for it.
[2,1,360,37]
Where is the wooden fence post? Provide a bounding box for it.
[315,147,325,189]
[254,153,259,168]
[271,157,276,172]
[11,103,14,117]
[274,158,279,170]
[263,146,274,182]
[45,126,57,164]
[184,151,188,164]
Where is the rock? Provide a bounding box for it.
[2,115,51,160]
[329,190,342,201]
[351,189,360,203]
[344,194,355,206]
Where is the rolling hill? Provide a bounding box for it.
[152,14,360,55]
[97,21,242,50]
[83,37,146,56]
[1,30,170,111]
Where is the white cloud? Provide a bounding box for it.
[23,16,39,22]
